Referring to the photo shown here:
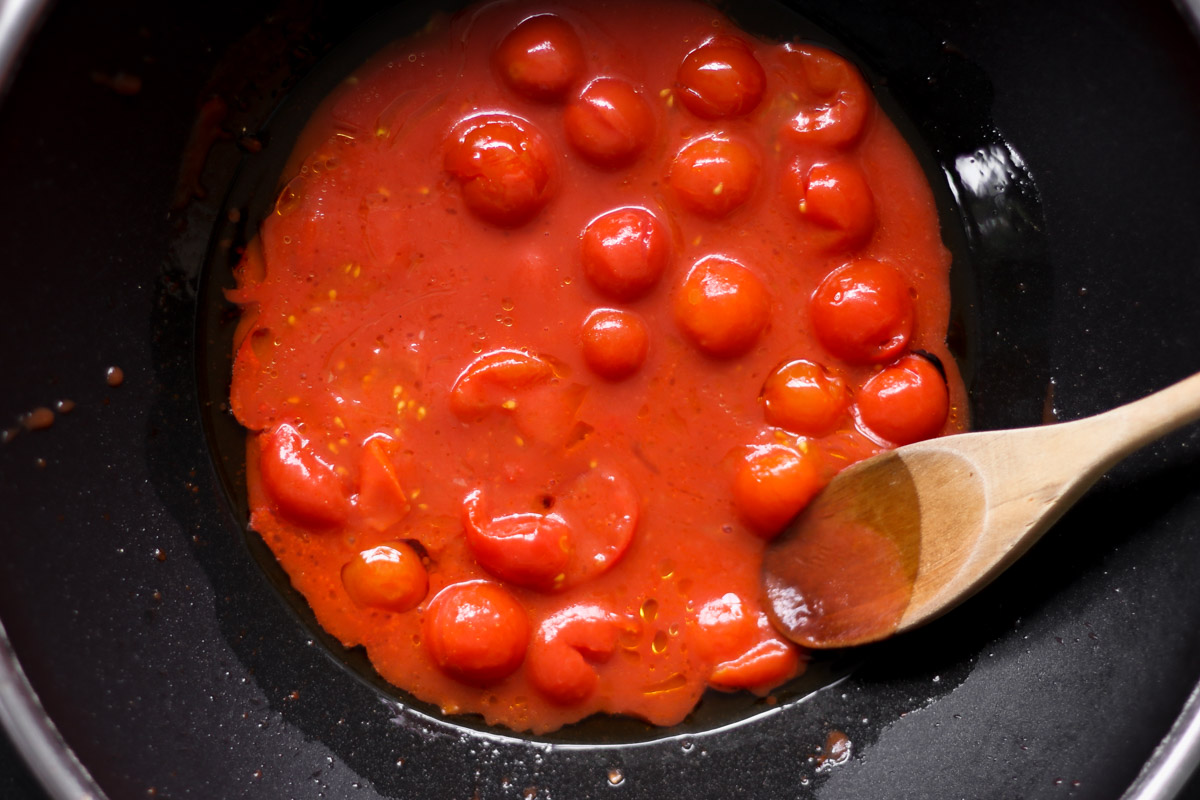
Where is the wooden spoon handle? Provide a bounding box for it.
[1073,370,1200,468]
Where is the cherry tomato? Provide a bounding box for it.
[783,159,876,250]
[732,442,824,537]
[563,77,654,167]
[781,44,872,148]
[761,359,848,436]
[356,436,411,533]
[449,349,555,420]
[674,256,770,357]
[810,259,913,364]
[423,581,530,685]
[580,206,669,301]
[857,353,949,445]
[527,604,619,705]
[341,542,428,612]
[259,423,349,528]
[668,135,758,217]
[580,308,650,380]
[676,36,766,119]
[494,15,584,101]
[444,114,554,226]
[692,592,756,663]
[462,488,572,591]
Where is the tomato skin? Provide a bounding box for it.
[462,489,572,591]
[564,78,654,167]
[449,349,555,419]
[857,353,949,445]
[708,637,800,692]
[423,581,530,685]
[674,256,770,357]
[341,542,428,612]
[259,423,349,528]
[526,604,619,705]
[781,44,872,148]
[676,36,766,119]
[356,436,411,533]
[732,442,824,537]
[494,15,585,101]
[444,114,554,226]
[810,259,913,364]
[580,308,650,380]
[668,135,758,217]
[761,359,848,436]
[784,159,876,250]
[580,207,669,301]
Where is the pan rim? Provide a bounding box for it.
[0,0,1198,797]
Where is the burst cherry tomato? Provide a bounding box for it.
[462,488,572,591]
[526,604,619,705]
[674,256,770,356]
[341,542,428,612]
[781,44,872,148]
[693,592,756,663]
[810,259,913,364]
[761,359,848,436]
[258,423,349,528]
[668,135,758,217]
[449,349,555,419]
[732,442,824,537]
[784,159,876,250]
[444,114,554,226]
[564,77,654,167]
[494,15,585,101]
[580,308,650,380]
[580,206,669,300]
[857,353,949,445]
[676,36,765,119]
[423,581,530,685]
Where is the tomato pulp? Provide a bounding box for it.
[228,0,966,734]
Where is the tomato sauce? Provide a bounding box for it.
[227,0,966,734]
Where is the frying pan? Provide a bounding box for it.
[1,0,1199,798]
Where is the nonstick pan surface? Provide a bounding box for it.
[1,0,1200,798]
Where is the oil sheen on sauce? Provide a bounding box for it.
[227,0,966,734]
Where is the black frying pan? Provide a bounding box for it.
[2,0,1200,798]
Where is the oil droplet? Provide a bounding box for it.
[607,769,624,786]
[640,598,659,622]
[668,622,680,636]
[618,622,642,650]
[659,560,676,579]
[651,630,669,654]
[275,176,305,216]
[501,316,514,327]
[501,298,515,311]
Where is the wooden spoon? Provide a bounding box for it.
[762,371,1200,649]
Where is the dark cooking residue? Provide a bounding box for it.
[815,729,852,773]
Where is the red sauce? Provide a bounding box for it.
[228,0,966,733]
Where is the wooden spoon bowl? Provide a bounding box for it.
[763,371,1200,649]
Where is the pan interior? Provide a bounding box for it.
[193,0,1049,746]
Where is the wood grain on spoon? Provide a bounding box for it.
[763,371,1200,649]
